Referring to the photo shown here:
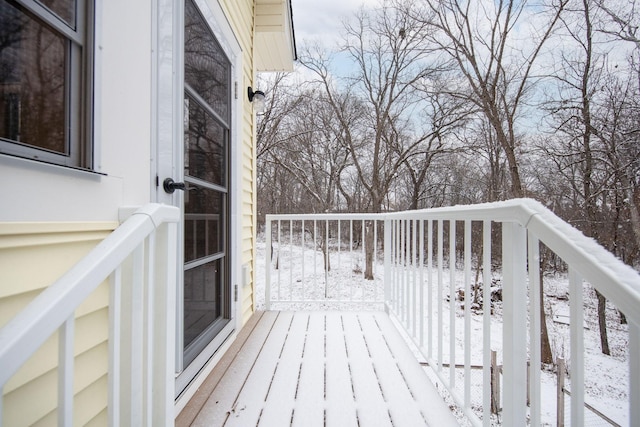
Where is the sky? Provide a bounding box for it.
[291,0,376,48]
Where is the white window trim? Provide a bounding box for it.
[0,0,96,170]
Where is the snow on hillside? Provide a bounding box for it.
[254,235,629,426]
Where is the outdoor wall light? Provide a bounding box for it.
[247,86,266,112]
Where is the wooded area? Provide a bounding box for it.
[256,0,640,356]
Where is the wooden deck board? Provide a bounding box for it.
[343,313,393,427]
[258,313,308,426]
[325,313,358,426]
[290,313,325,427]
[178,311,458,427]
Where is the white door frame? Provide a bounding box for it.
[151,0,244,397]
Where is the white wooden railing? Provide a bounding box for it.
[264,198,640,426]
[0,204,179,427]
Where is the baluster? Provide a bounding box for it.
[109,267,122,425]
[464,219,471,409]
[449,220,456,387]
[130,243,145,425]
[427,219,433,360]
[569,268,584,426]
[301,220,305,303]
[291,220,294,302]
[482,220,492,426]
[383,218,392,312]
[145,232,156,425]
[437,219,444,371]
[419,219,425,349]
[528,233,541,426]
[630,322,640,426]
[58,316,75,427]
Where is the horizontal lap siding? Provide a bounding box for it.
[0,223,116,426]
[220,0,257,325]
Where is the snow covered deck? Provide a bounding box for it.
[176,311,458,426]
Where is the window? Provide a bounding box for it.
[0,0,93,169]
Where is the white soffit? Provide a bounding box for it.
[255,0,297,72]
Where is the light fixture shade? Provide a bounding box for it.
[248,87,266,113]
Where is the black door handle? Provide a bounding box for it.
[163,178,186,194]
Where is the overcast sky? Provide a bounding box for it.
[291,0,375,48]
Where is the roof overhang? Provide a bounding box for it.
[254,0,297,72]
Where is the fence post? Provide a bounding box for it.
[491,350,500,414]
[557,357,565,427]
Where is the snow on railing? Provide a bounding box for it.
[0,204,179,427]
[264,199,640,427]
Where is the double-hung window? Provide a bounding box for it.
[0,0,93,169]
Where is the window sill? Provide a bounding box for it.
[0,153,107,179]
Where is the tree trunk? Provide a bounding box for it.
[539,252,554,364]
[364,220,375,280]
[628,185,640,252]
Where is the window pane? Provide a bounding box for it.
[39,0,76,28]
[184,184,224,263]
[183,259,222,349]
[184,0,230,123]
[185,95,226,186]
[0,0,67,154]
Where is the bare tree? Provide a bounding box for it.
[301,3,456,279]
[412,0,567,198]
[593,0,640,255]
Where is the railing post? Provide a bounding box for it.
[265,217,272,311]
[501,221,528,426]
[153,221,177,426]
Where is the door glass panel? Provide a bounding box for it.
[184,184,224,263]
[184,0,230,123]
[184,94,226,186]
[181,0,231,375]
[183,258,222,349]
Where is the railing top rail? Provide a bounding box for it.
[265,212,384,221]
[0,203,179,387]
[264,199,539,223]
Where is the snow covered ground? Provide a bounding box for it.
[254,234,629,426]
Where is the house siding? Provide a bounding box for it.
[218,0,258,324]
[0,223,116,426]
[0,0,154,422]
[2,0,292,421]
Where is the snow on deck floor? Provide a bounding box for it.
[177,311,458,427]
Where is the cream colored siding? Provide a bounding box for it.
[2,0,296,421]
[217,0,259,324]
[0,223,116,426]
